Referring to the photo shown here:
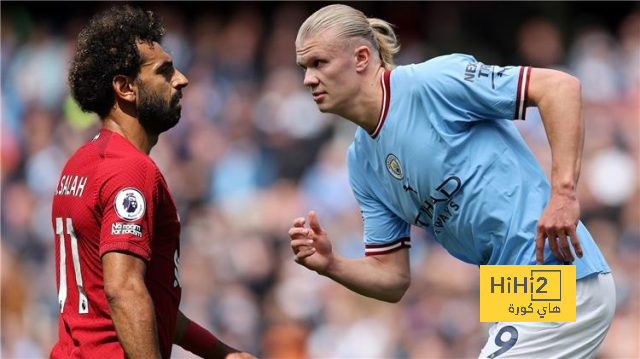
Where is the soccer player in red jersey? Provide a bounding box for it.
[50,6,255,359]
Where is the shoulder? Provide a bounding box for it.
[395,54,476,77]
[391,54,477,93]
[346,139,360,171]
[346,136,374,193]
[426,53,477,66]
[95,134,161,188]
[347,139,363,174]
[348,129,373,168]
[102,133,159,173]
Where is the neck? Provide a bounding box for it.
[103,106,157,154]
[337,66,386,135]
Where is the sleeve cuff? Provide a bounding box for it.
[365,237,411,256]
[100,240,151,262]
[514,66,531,120]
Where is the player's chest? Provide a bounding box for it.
[368,137,463,226]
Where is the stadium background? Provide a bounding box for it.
[1,1,638,358]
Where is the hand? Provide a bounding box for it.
[535,191,584,264]
[288,211,334,274]
[225,352,256,359]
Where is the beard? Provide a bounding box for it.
[137,84,182,134]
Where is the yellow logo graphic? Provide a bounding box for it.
[480,265,576,322]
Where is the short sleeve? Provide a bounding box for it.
[418,54,531,121]
[348,149,411,256]
[98,158,156,261]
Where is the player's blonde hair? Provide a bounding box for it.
[296,4,400,70]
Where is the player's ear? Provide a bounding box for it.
[354,45,371,73]
[112,75,136,103]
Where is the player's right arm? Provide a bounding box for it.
[290,148,412,303]
[97,156,162,358]
[173,310,256,359]
[289,211,410,303]
[103,251,161,359]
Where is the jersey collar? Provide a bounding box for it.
[371,69,391,139]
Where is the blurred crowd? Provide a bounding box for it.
[1,2,638,358]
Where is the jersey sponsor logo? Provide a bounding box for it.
[56,175,88,197]
[464,61,492,83]
[464,62,479,82]
[464,61,509,89]
[114,188,146,221]
[385,154,404,180]
[413,176,462,235]
[111,222,143,237]
[403,183,417,194]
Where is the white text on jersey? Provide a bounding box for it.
[56,175,88,197]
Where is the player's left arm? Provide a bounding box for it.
[527,68,584,264]
[174,310,255,359]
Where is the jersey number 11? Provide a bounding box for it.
[55,217,89,314]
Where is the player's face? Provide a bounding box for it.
[134,41,189,134]
[296,31,360,114]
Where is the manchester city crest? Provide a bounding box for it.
[385,154,404,180]
[114,188,146,221]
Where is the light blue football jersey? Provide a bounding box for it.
[347,54,610,279]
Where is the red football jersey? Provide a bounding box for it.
[50,129,181,359]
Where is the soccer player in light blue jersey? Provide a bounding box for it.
[288,4,615,358]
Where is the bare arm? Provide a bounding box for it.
[323,249,410,303]
[289,211,411,303]
[527,68,585,263]
[103,251,161,359]
[174,311,254,359]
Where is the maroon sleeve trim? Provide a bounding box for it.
[514,66,531,120]
[523,66,531,120]
[365,237,411,256]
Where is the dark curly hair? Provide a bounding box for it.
[68,5,165,118]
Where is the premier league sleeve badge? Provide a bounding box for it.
[114,188,146,221]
